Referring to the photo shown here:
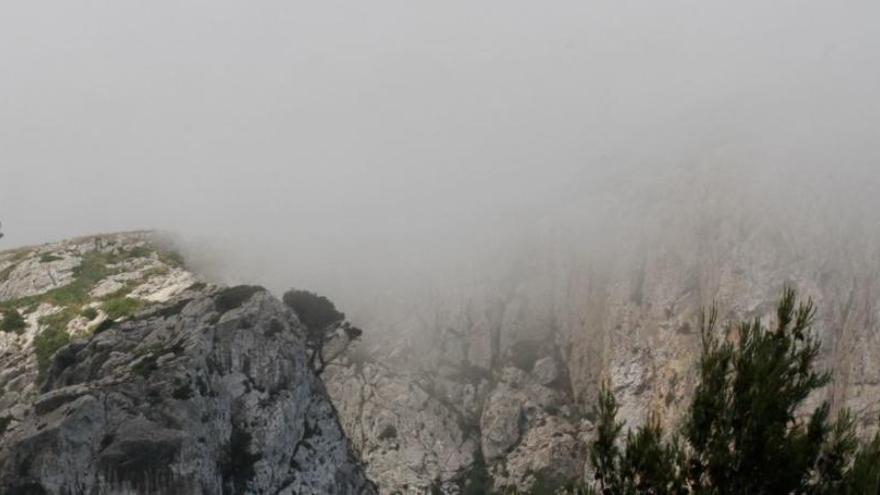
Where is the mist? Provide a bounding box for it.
[2,0,879,323]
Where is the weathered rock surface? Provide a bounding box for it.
[322,198,880,493]
[5,215,879,495]
[324,362,476,494]
[0,234,376,494]
[0,233,197,410]
[325,346,586,493]
[0,285,375,494]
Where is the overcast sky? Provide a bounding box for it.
[2,1,879,300]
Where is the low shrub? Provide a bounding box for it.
[0,308,26,334]
[101,296,143,320]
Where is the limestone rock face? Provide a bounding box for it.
[324,348,585,493]
[0,286,375,494]
[5,218,879,494]
[323,205,880,493]
[324,362,476,494]
[0,233,198,412]
[480,385,524,462]
[0,234,375,494]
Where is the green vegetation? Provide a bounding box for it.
[0,241,185,384]
[80,306,98,320]
[282,289,364,375]
[101,296,143,320]
[1,251,113,311]
[585,288,880,495]
[0,416,12,437]
[0,246,170,381]
[0,308,26,333]
[0,251,117,380]
[215,285,264,313]
[38,253,64,263]
[34,313,73,380]
[0,244,177,313]
[461,449,494,495]
[2,251,118,380]
[475,289,880,495]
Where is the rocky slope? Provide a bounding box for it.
[321,195,880,493]
[3,223,877,494]
[0,233,375,494]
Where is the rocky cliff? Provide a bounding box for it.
[320,180,880,493]
[2,222,877,494]
[0,233,375,494]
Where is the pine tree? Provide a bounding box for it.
[282,289,363,374]
[588,288,880,494]
[591,383,624,495]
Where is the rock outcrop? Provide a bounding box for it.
[321,193,880,493]
[0,234,375,494]
[4,213,878,495]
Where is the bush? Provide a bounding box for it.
[39,253,63,263]
[0,308,26,333]
[80,307,98,320]
[34,320,71,380]
[0,416,12,437]
[101,296,143,320]
[282,290,344,332]
[214,285,264,313]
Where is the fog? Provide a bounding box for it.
[2,1,879,319]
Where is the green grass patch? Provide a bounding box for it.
[39,254,64,263]
[0,309,26,334]
[0,250,116,311]
[0,247,164,379]
[101,296,143,320]
[80,307,99,320]
[34,311,74,380]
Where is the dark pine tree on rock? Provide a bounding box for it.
[282,289,363,375]
[587,288,880,495]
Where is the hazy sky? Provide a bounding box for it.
[2,1,879,299]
